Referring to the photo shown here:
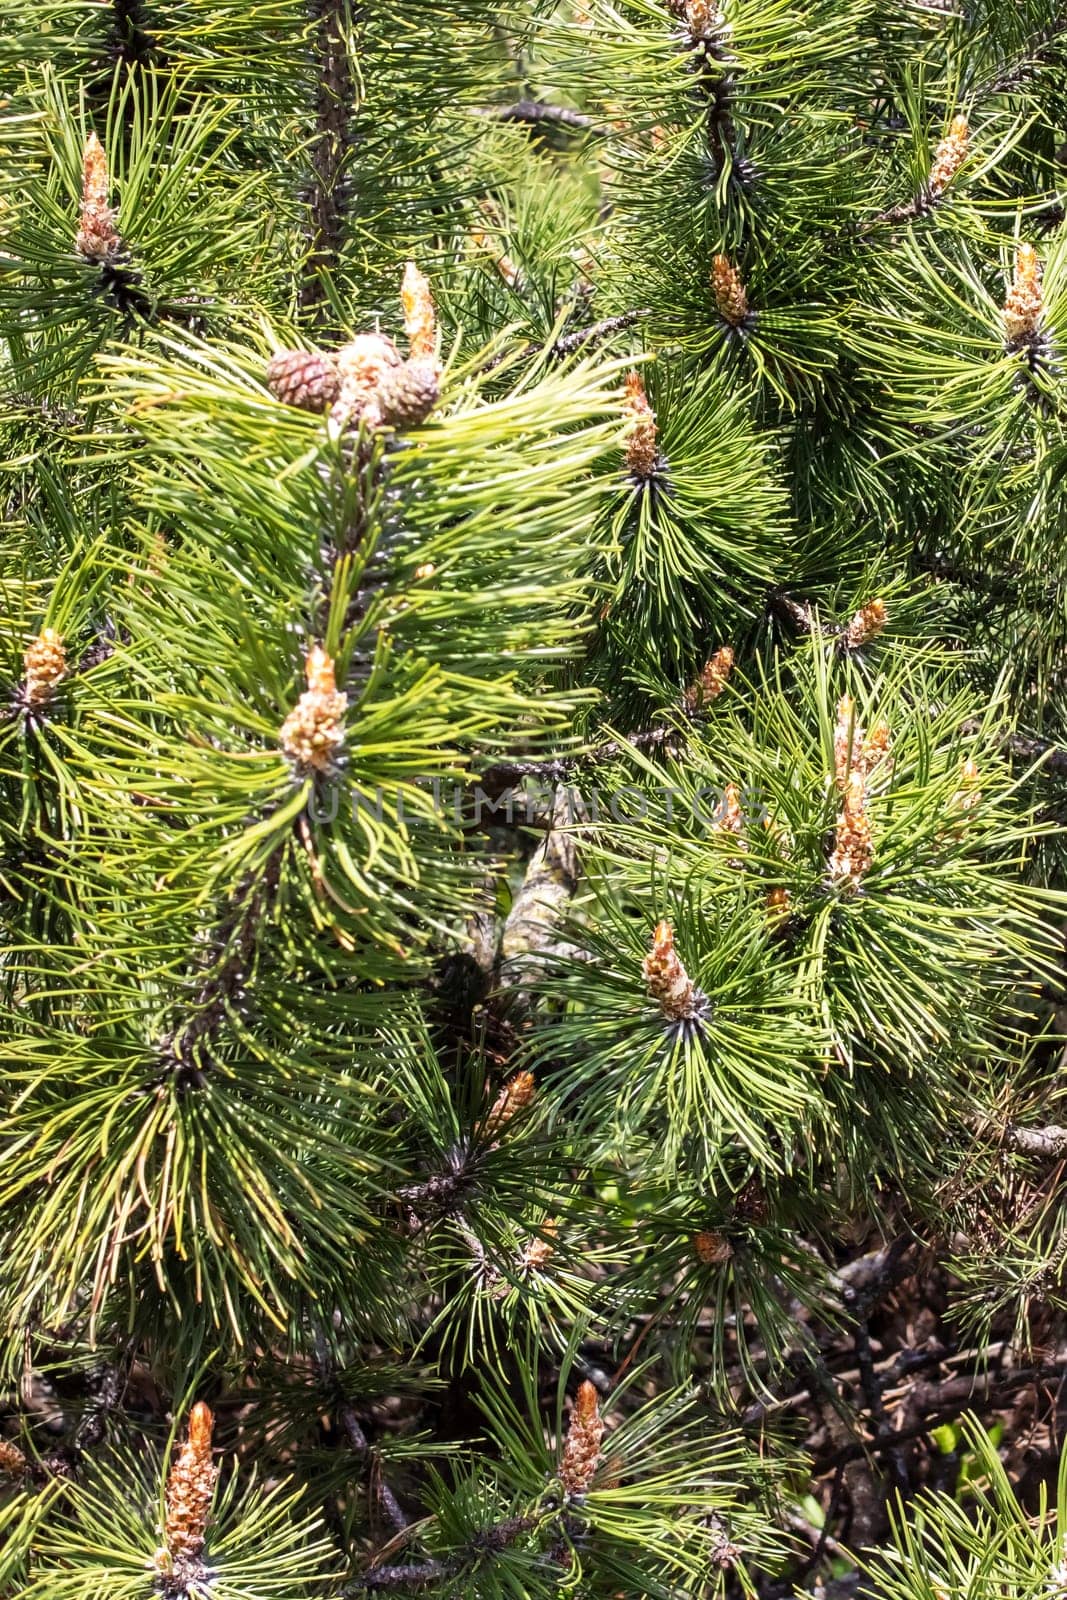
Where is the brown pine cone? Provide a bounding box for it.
[371,358,440,428]
[266,349,339,412]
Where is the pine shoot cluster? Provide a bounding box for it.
[75,132,122,263]
[1003,244,1044,346]
[560,1381,604,1496]
[279,645,347,774]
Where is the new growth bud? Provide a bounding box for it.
[622,371,659,480]
[23,628,67,712]
[842,598,887,650]
[692,1229,734,1265]
[644,920,706,1023]
[712,254,749,327]
[765,886,792,928]
[1003,244,1044,346]
[279,644,348,774]
[0,1439,27,1477]
[684,646,734,712]
[560,1380,604,1495]
[163,1402,217,1564]
[828,770,873,890]
[485,1070,536,1138]
[76,132,122,264]
[401,262,438,366]
[928,116,969,196]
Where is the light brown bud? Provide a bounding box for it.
[622,370,659,480]
[684,645,734,712]
[401,262,438,365]
[692,1230,733,1265]
[279,644,347,774]
[521,1220,558,1272]
[712,254,749,327]
[23,627,67,711]
[560,1381,604,1495]
[1003,244,1044,346]
[485,1070,536,1138]
[643,920,703,1022]
[828,771,873,890]
[0,1439,27,1477]
[76,132,122,264]
[843,598,886,650]
[164,1401,216,1563]
[713,781,745,839]
[928,115,969,196]
[765,886,792,928]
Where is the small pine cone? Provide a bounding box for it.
[401,261,438,365]
[521,1221,558,1272]
[842,598,886,650]
[267,348,339,412]
[623,370,659,479]
[369,358,440,429]
[714,781,745,838]
[692,1230,733,1266]
[485,1070,536,1138]
[560,1381,604,1496]
[1003,244,1044,346]
[164,1402,216,1563]
[0,1439,27,1477]
[732,1175,769,1224]
[765,886,792,929]
[828,771,873,889]
[928,115,969,196]
[279,644,347,774]
[685,646,734,712]
[23,627,67,711]
[330,333,403,429]
[643,920,702,1022]
[76,132,122,264]
[712,254,749,327]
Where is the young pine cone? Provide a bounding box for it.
[23,627,67,711]
[369,358,440,429]
[712,254,749,327]
[267,349,340,412]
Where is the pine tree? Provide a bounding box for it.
[2,2,1067,1596]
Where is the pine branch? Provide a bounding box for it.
[158,845,284,1086]
[302,0,357,321]
[487,101,598,132]
[1002,1123,1067,1158]
[108,0,157,69]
